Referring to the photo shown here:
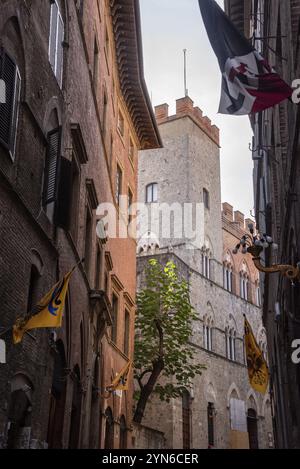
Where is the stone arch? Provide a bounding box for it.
[203,302,215,325]
[239,259,250,276]
[223,249,234,267]
[227,383,240,407]
[246,390,260,415]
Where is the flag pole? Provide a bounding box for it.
[183,49,188,97]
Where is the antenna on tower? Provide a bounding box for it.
[183,49,188,97]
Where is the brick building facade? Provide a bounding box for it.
[136,97,273,449]
[0,0,160,449]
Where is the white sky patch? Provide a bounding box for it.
[140,0,254,217]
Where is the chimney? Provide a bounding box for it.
[155,103,169,122]
[176,96,194,115]
[222,202,233,221]
[234,210,245,228]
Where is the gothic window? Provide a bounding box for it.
[0,49,21,158]
[223,265,233,292]
[240,262,250,301]
[49,0,64,87]
[226,327,236,361]
[203,318,213,352]
[202,251,211,279]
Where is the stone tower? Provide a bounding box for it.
[135,96,273,450]
[138,96,222,284]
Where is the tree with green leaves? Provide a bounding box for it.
[133,259,205,424]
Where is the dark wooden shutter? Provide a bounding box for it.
[43,127,62,205]
[0,49,17,152]
[54,156,72,230]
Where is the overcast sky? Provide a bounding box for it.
[140,0,254,218]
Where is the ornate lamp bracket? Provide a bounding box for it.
[233,225,300,284]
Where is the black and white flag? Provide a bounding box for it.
[199,0,292,115]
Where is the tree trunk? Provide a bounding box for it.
[133,359,164,424]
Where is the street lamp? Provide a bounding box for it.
[232,224,300,283]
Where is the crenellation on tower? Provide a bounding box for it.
[154,96,220,146]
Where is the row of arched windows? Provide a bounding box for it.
[223,254,261,306]
[202,313,268,364]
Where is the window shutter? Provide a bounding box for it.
[0,49,19,156]
[43,127,62,205]
[49,2,58,72]
[54,156,72,230]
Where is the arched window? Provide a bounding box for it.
[202,250,211,279]
[104,407,114,449]
[182,390,191,449]
[119,415,127,449]
[146,183,158,203]
[226,327,236,361]
[240,262,250,301]
[49,0,65,87]
[223,253,233,292]
[203,317,213,352]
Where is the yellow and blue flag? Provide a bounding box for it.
[13,269,74,344]
[107,362,132,392]
[244,316,269,394]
